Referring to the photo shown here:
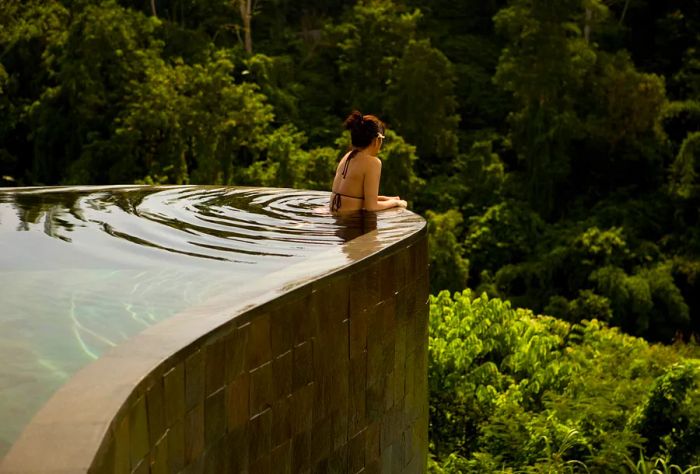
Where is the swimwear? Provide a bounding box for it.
[331,149,363,212]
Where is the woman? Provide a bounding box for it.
[330,111,408,213]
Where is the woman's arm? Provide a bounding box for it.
[363,158,406,211]
[378,195,400,201]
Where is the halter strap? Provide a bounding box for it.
[332,149,363,212]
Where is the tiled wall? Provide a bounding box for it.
[87,236,429,474]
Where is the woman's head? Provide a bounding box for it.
[344,111,385,149]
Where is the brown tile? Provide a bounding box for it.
[247,313,272,370]
[180,456,205,474]
[291,383,313,435]
[313,354,334,425]
[292,294,313,345]
[364,459,381,474]
[270,307,294,358]
[366,332,383,388]
[403,429,414,468]
[331,410,348,452]
[328,360,349,415]
[185,404,205,465]
[312,276,350,327]
[349,266,381,316]
[147,378,166,448]
[364,422,380,464]
[312,458,329,474]
[91,433,116,474]
[391,250,409,291]
[416,240,428,275]
[185,350,205,411]
[132,457,149,474]
[150,431,169,474]
[250,361,274,417]
[310,416,332,465]
[403,352,416,417]
[291,431,310,473]
[384,370,396,412]
[272,395,292,448]
[226,372,250,431]
[349,309,368,359]
[250,453,272,474]
[272,350,293,400]
[395,289,409,326]
[334,316,352,359]
[292,341,313,391]
[249,408,272,462]
[205,338,226,397]
[205,388,226,445]
[378,256,398,301]
[225,323,249,382]
[366,380,384,423]
[224,425,249,473]
[167,419,185,472]
[379,299,397,342]
[393,325,407,407]
[203,437,226,474]
[115,416,130,473]
[271,440,291,474]
[403,455,423,474]
[327,446,348,474]
[380,409,401,452]
[380,444,393,474]
[348,353,367,437]
[163,364,186,427]
[348,429,366,474]
[392,436,406,474]
[129,395,150,468]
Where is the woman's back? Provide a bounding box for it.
[331,150,372,212]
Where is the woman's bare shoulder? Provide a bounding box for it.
[361,154,382,168]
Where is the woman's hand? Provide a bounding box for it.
[396,199,407,208]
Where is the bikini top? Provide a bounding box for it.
[331,150,363,212]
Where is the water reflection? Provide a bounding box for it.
[333,210,378,243]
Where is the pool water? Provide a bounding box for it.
[0,185,402,456]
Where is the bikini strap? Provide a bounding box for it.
[341,149,359,179]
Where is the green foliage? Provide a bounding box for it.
[464,201,546,276]
[429,290,700,472]
[670,132,700,200]
[494,0,599,217]
[385,39,459,160]
[328,0,420,113]
[426,210,469,294]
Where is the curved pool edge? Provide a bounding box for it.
[0,209,429,473]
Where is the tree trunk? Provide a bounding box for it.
[619,0,631,26]
[150,0,157,17]
[239,0,253,54]
[584,7,591,43]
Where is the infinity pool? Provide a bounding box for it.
[0,185,406,457]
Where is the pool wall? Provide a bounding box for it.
[1,223,428,473]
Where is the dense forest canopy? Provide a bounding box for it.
[2,0,700,470]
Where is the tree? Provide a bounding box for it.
[426,209,469,294]
[385,39,459,161]
[493,0,600,218]
[327,0,420,113]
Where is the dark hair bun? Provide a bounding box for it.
[343,110,384,149]
[343,110,364,132]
